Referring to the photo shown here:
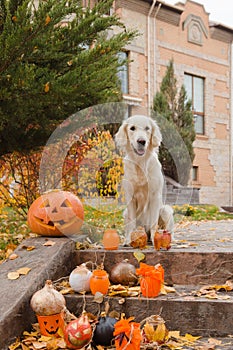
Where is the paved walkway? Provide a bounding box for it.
[173,219,233,252]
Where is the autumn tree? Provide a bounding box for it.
[0,0,136,154]
[153,60,196,185]
[0,0,136,213]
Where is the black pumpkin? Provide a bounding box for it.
[92,315,117,347]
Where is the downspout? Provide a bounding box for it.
[147,0,157,115]
[230,42,233,205]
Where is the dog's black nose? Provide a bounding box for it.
[137,138,146,146]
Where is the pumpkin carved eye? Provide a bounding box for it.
[40,199,50,208]
[61,199,72,207]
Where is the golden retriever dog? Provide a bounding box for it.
[115,114,174,245]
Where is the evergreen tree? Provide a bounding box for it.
[153,60,196,185]
[0,0,136,154]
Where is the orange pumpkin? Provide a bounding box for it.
[27,190,84,236]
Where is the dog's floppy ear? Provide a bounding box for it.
[115,121,128,152]
[151,119,162,148]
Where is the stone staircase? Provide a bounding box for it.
[1,220,233,348]
[164,177,200,205]
[66,247,233,338]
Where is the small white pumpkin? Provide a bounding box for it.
[69,264,92,293]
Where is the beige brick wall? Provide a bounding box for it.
[117,0,233,206]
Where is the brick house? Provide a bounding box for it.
[113,0,233,206]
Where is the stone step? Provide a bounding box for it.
[1,223,233,348]
[74,247,233,285]
[64,284,233,337]
[0,236,76,350]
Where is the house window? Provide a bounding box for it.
[117,51,129,95]
[184,74,205,134]
[192,166,198,181]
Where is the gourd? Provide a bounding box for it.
[110,260,138,286]
[30,280,66,316]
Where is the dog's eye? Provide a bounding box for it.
[130,126,135,131]
[145,126,150,131]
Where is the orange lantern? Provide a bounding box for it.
[27,190,84,236]
[136,263,164,298]
[114,317,142,350]
[130,226,147,249]
[102,228,120,250]
[90,269,110,295]
[37,312,65,337]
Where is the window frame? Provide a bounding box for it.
[184,73,205,135]
[117,51,129,95]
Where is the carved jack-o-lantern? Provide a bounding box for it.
[27,190,84,236]
[37,313,65,337]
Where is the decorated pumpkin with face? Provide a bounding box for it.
[37,313,65,337]
[64,314,92,349]
[27,190,84,236]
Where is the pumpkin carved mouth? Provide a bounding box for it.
[44,321,59,335]
[34,216,80,229]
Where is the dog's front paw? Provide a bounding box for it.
[123,236,131,247]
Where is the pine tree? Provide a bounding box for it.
[153,60,196,185]
[0,0,136,154]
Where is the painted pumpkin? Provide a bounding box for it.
[64,313,92,349]
[37,313,65,337]
[92,314,117,347]
[27,190,84,236]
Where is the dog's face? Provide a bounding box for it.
[126,116,152,156]
[115,115,162,157]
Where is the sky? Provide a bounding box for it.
[165,0,233,28]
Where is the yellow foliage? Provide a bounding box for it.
[44,82,50,92]
[45,15,51,25]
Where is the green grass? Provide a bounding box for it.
[173,204,233,222]
[0,203,232,260]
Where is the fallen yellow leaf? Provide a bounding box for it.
[32,341,47,349]
[8,339,21,350]
[17,267,31,275]
[26,246,35,251]
[7,271,20,280]
[9,253,18,260]
[43,240,55,246]
[168,330,181,339]
[184,333,201,342]
[133,251,145,262]
[160,284,176,295]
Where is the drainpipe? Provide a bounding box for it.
[147,0,157,115]
[230,42,233,205]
